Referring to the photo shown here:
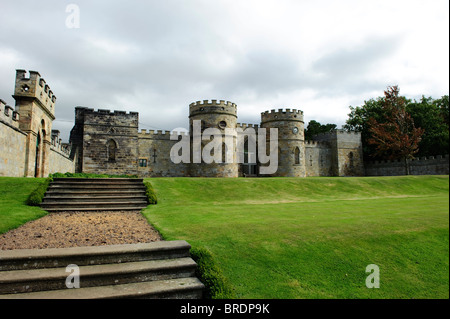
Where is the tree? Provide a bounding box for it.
[343,97,390,160]
[367,86,424,174]
[305,120,337,140]
[407,95,449,157]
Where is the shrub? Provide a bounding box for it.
[26,177,52,206]
[190,247,235,299]
[144,181,157,205]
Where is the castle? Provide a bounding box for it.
[1,70,447,178]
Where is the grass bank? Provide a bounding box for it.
[0,177,48,234]
[142,176,449,299]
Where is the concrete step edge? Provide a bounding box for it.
[0,258,198,294]
[0,241,191,271]
[0,277,204,299]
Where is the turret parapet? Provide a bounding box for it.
[189,99,237,117]
[189,99,237,108]
[261,108,304,123]
[13,69,56,115]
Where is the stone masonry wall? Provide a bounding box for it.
[138,130,188,177]
[365,155,449,176]
[79,108,139,176]
[304,141,333,176]
[0,99,27,177]
[48,131,75,174]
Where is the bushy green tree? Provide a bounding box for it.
[305,120,337,140]
[344,87,449,160]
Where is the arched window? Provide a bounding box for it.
[107,139,117,162]
[294,147,300,165]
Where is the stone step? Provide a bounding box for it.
[45,190,146,195]
[0,257,197,294]
[0,241,192,271]
[41,201,148,210]
[0,277,204,299]
[42,196,148,203]
[48,184,146,190]
[42,207,148,212]
[52,178,144,184]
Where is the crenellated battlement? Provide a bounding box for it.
[50,130,71,157]
[261,108,304,123]
[13,69,56,116]
[305,140,329,147]
[138,129,189,140]
[0,99,21,130]
[189,100,237,108]
[366,154,449,165]
[75,107,139,117]
[189,99,237,118]
[236,123,260,130]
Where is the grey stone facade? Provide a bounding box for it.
[1,70,448,178]
[69,101,367,178]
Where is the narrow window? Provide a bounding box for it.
[107,139,117,162]
[295,147,300,165]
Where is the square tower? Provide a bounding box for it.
[12,70,57,177]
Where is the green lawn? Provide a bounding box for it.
[0,177,48,234]
[142,176,449,299]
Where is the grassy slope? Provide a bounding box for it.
[142,176,449,299]
[0,177,48,234]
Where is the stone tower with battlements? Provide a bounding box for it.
[12,70,57,177]
[188,100,239,177]
[260,108,306,177]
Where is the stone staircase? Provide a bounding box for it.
[41,178,149,212]
[0,240,204,299]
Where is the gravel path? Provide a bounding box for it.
[0,211,162,250]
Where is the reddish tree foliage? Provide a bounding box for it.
[367,86,424,173]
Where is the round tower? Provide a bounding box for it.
[189,100,238,177]
[260,108,306,177]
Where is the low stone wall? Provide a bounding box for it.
[365,155,449,176]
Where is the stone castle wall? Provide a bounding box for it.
[304,141,333,176]
[138,130,189,177]
[2,69,447,178]
[48,131,75,174]
[365,155,449,176]
[0,99,27,177]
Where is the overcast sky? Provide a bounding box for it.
[0,0,448,141]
